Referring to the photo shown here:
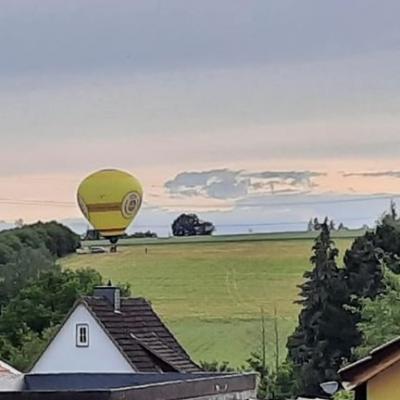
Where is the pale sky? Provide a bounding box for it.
[1,0,400,234]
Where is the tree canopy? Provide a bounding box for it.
[0,222,103,370]
[172,214,215,236]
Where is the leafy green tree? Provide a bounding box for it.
[0,335,16,364]
[0,221,80,259]
[0,233,23,252]
[11,228,43,249]
[5,326,57,371]
[0,221,107,372]
[287,220,360,397]
[355,271,400,358]
[29,221,80,257]
[0,221,80,308]
[0,246,55,307]
[0,243,15,265]
[0,268,102,347]
[333,391,354,400]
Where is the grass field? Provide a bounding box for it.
[62,236,355,367]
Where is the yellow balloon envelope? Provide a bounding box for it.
[77,169,143,238]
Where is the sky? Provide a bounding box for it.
[1,0,400,235]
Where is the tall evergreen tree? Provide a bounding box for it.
[373,204,400,274]
[343,232,384,299]
[342,205,400,301]
[287,220,360,397]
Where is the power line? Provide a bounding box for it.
[231,195,400,208]
[0,194,397,209]
[0,198,74,208]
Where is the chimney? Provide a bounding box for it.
[93,281,121,312]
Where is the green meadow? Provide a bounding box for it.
[62,236,354,367]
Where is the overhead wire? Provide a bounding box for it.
[0,193,397,209]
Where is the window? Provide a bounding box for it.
[76,324,89,347]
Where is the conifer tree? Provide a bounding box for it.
[342,205,400,300]
[287,220,360,397]
[343,232,384,299]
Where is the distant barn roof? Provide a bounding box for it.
[82,296,201,373]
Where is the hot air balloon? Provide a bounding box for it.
[77,169,143,249]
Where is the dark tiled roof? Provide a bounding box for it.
[83,296,200,373]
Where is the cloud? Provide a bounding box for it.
[1,0,400,76]
[343,171,400,178]
[242,171,325,186]
[165,169,324,200]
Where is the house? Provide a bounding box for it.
[339,336,400,400]
[31,284,201,374]
[0,284,256,400]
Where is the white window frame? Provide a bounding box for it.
[76,323,89,347]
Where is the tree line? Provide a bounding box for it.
[0,221,130,370]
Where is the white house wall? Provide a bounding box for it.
[31,304,134,374]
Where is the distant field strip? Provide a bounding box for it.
[62,236,355,366]
[82,229,365,247]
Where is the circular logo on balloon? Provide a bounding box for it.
[77,194,89,219]
[121,192,141,219]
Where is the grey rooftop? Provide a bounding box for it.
[0,372,257,400]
